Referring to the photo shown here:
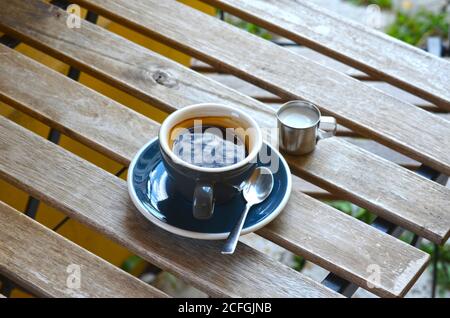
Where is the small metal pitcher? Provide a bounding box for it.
[277,101,336,155]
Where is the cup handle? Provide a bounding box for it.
[193,182,215,220]
[317,116,337,141]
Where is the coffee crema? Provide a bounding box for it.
[169,117,248,168]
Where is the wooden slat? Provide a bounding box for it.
[192,46,370,79]
[0,48,430,297]
[66,0,450,176]
[202,74,355,136]
[202,0,450,110]
[205,74,436,112]
[287,137,450,241]
[0,117,338,298]
[439,113,450,122]
[292,178,332,199]
[0,201,168,298]
[1,1,448,244]
[344,138,420,169]
[196,45,450,79]
[205,74,441,137]
[367,82,436,110]
[204,73,281,102]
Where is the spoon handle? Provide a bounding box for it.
[221,202,253,255]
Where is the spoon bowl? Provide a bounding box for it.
[243,167,274,203]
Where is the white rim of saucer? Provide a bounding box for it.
[127,137,292,240]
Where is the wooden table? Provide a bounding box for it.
[0,0,449,298]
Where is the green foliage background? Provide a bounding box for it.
[387,10,449,45]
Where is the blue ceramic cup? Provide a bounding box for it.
[159,103,263,220]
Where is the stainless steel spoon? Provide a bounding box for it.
[221,167,274,254]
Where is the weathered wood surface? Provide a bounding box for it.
[367,82,437,110]
[0,201,168,298]
[0,47,432,297]
[204,74,442,139]
[205,74,436,113]
[438,113,450,122]
[0,3,449,244]
[203,0,450,110]
[286,137,450,245]
[0,49,159,166]
[67,0,450,176]
[0,117,340,298]
[344,138,420,169]
[0,46,329,197]
[192,46,370,79]
[8,39,425,172]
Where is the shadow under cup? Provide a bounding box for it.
[159,104,263,220]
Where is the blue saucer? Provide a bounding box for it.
[128,138,292,240]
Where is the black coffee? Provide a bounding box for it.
[170,118,247,168]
